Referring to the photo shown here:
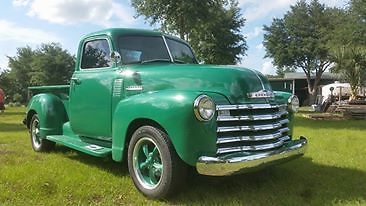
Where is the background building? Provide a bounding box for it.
[269,72,340,105]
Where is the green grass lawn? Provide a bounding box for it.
[1,107,366,205]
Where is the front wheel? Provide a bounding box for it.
[127,126,187,199]
[29,114,55,152]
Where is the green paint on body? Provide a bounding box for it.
[25,28,297,167]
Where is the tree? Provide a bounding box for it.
[331,46,366,100]
[131,0,247,64]
[327,1,365,46]
[189,1,246,64]
[30,43,75,86]
[6,43,75,103]
[7,46,35,102]
[349,0,366,46]
[329,0,366,100]
[276,67,296,77]
[263,0,336,104]
[0,69,15,103]
[350,0,366,30]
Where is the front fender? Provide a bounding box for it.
[273,91,292,104]
[26,93,68,138]
[112,90,223,166]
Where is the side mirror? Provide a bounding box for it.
[110,51,121,64]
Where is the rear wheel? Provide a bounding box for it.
[128,126,187,199]
[30,114,55,152]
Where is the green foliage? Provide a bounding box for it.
[264,0,365,104]
[350,0,366,28]
[276,67,296,77]
[328,3,365,46]
[131,0,247,64]
[2,43,75,103]
[30,43,75,86]
[189,1,247,64]
[0,69,14,103]
[12,93,22,103]
[263,0,337,103]
[328,0,366,100]
[330,46,366,99]
[6,46,35,103]
[7,102,22,107]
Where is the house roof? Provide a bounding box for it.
[283,72,340,80]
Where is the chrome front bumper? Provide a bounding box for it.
[196,137,307,176]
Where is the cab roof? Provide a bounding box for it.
[82,28,187,46]
[83,28,166,39]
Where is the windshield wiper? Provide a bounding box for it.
[126,60,143,65]
[173,59,186,64]
[141,59,172,64]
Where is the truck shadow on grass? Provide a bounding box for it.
[170,157,366,205]
[0,123,26,132]
[0,111,25,116]
[51,146,366,205]
[53,146,129,176]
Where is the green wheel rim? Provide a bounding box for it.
[132,137,163,189]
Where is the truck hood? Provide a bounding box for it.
[123,64,273,104]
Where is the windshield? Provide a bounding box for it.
[118,35,196,65]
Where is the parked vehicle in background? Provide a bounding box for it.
[0,88,5,113]
[24,28,307,198]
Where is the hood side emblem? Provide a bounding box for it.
[126,85,143,91]
[247,90,274,98]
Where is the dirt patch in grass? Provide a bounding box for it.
[0,150,17,155]
[88,194,104,205]
[40,181,58,196]
[301,113,345,120]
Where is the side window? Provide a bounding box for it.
[81,39,112,69]
[166,38,196,64]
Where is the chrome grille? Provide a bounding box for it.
[216,104,290,155]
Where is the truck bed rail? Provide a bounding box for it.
[28,85,70,99]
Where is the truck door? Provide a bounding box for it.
[69,37,118,139]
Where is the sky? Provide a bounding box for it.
[0,0,348,75]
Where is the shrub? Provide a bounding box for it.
[13,93,23,103]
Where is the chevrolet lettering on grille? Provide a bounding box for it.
[247,90,274,98]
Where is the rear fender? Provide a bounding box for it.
[26,93,68,138]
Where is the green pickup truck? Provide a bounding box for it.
[24,28,307,198]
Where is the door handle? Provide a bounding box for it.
[71,77,81,85]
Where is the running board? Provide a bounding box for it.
[46,135,112,157]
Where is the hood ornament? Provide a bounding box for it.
[247,90,274,98]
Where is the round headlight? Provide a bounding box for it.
[194,95,215,121]
[288,95,299,112]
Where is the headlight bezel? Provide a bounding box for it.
[288,95,299,113]
[194,94,216,121]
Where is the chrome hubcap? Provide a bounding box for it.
[132,137,163,189]
[31,118,41,149]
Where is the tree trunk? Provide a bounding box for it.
[349,85,358,101]
[304,71,322,105]
[308,90,317,106]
